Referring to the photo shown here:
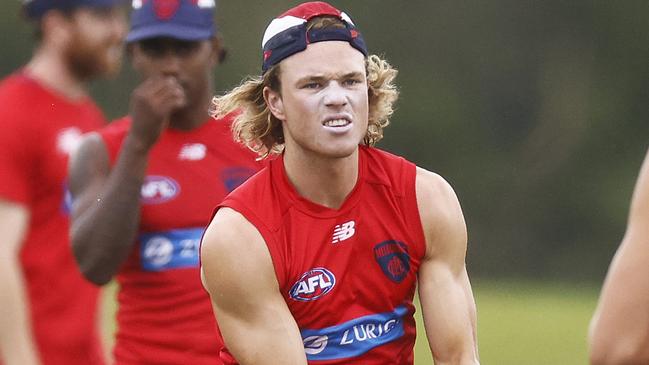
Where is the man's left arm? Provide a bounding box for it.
[415,167,479,365]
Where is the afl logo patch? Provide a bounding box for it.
[289,268,336,302]
[141,176,180,204]
[374,240,410,283]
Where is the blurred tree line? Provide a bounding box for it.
[2,0,647,283]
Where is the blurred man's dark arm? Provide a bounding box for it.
[69,76,187,285]
[68,133,149,285]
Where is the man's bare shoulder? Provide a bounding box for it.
[68,132,109,194]
[415,167,462,221]
[202,207,265,253]
[415,167,467,260]
[201,207,278,299]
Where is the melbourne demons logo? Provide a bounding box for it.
[140,176,180,204]
[289,268,336,302]
[374,240,410,283]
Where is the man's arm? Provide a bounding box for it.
[415,168,479,365]
[589,149,649,365]
[201,208,307,365]
[0,200,40,365]
[68,132,150,285]
[69,76,185,285]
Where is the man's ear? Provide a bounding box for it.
[263,86,286,122]
[210,36,227,65]
[40,10,72,47]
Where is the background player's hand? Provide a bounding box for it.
[129,75,186,149]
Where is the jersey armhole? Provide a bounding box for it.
[213,198,289,290]
[402,161,427,260]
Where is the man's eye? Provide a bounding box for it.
[175,43,200,56]
[141,45,164,57]
[303,82,321,89]
[343,79,361,86]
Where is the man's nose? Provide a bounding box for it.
[159,52,182,77]
[323,82,348,107]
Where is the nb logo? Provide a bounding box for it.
[332,220,355,244]
[178,143,206,161]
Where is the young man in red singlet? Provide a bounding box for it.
[201,2,480,364]
[0,1,125,364]
[589,149,649,365]
[68,1,260,364]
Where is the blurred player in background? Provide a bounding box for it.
[0,1,125,364]
[589,149,649,365]
[201,2,479,364]
[68,0,260,363]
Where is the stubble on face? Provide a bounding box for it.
[64,8,126,80]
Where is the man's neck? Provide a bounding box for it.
[25,45,87,100]
[283,147,360,210]
[168,93,212,131]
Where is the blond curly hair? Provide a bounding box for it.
[211,18,399,159]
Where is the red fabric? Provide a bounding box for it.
[281,1,342,20]
[0,72,106,364]
[98,115,261,365]
[217,146,427,364]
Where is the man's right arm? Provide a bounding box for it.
[0,200,40,365]
[70,76,185,285]
[200,207,307,365]
[69,132,152,285]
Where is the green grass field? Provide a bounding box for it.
[102,280,599,364]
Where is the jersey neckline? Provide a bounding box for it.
[273,146,367,218]
[17,69,93,106]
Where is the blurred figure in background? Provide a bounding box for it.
[589,149,649,365]
[201,2,479,364]
[0,0,125,364]
[68,0,260,363]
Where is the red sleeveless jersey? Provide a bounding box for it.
[217,146,427,364]
[99,116,260,365]
[0,72,106,365]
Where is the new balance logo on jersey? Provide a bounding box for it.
[178,143,206,161]
[332,221,355,243]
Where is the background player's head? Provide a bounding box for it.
[126,0,224,109]
[22,0,127,79]
[212,1,398,159]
